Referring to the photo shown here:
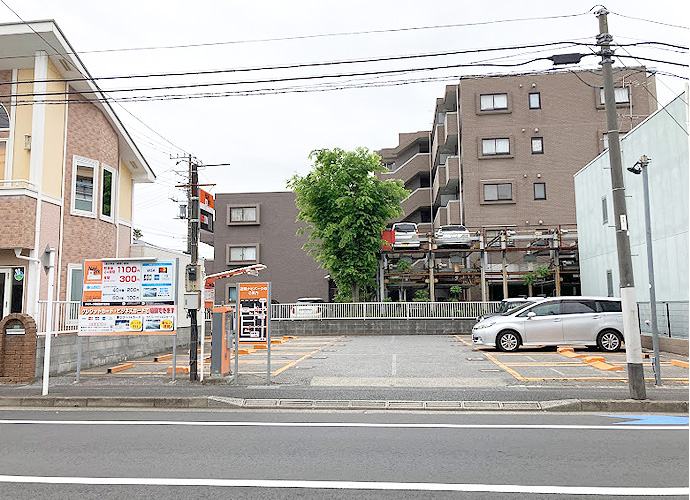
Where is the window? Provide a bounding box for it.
[518,301,560,317]
[227,285,238,303]
[101,165,116,222]
[605,270,614,297]
[0,104,9,129]
[67,264,84,302]
[599,299,621,312]
[480,93,508,111]
[227,245,259,264]
[484,183,512,202]
[528,92,541,109]
[600,87,630,104]
[534,182,546,200]
[562,300,597,314]
[602,132,626,150]
[601,196,608,224]
[531,137,544,154]
[229,206,258,224]
[71,156,98,217]
[482,138,510,156]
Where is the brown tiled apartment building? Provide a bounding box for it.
[207,192,329,303]
[381,68,656,232]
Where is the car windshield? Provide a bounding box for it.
[501,301,534,315]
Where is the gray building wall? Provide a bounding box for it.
[210,191,329,303]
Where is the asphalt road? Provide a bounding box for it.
[0,409,687,499]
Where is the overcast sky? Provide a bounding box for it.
[1,0,687,257]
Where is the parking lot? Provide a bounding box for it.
[78,334,689,389]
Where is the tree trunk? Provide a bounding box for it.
[352,282,360,302]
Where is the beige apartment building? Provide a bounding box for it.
[378,68,657,299]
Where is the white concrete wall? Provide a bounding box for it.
[574,90,689,302]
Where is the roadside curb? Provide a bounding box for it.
[0,396,686,413]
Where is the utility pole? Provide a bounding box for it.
[188,153,200,381]
[596,8,646,399]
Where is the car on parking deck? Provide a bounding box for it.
[290,297,326,319]
[471,296,624,352]
[392,222,421,250]
[434,225,472,248]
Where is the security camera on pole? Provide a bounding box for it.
[595,7,646,399]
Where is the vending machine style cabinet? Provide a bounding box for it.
[211,305,235,376]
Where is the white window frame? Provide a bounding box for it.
[71,155,99,218]
[226,244,260,264]
[599,87,630,104]
[528,92,541,109]
[531,137,544,154]
[0,139,7,177]
[100,163,117,223]
[67,263,84,302]
[480,93,508,111]
[482,138,510,156]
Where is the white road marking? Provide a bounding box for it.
[0,419,686,431]
[0,475,685,496]
[392,354,397,376]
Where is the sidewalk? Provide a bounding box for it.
[1,335,687,413]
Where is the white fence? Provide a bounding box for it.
[36,301,79,334]
[272,301,502,321]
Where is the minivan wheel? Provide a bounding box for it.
[496,331,520,352]
[597,329,623,352]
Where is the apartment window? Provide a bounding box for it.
[228,205,259,224]
[67,264,84,302]
[227,285,238,303]
[601,196,608,224]
[599,87,630,104]
[606,270,614,297]
[602,132,626,150]
[534,182,546,200]
[531,137,544,154]
[482,138,510,156]
[484,183,512,202]
[227,245,258,264]
[0,104,9,129]
[528,92,541,109]
[480,93,508,111]
[71,156,99,217]
[101,165,116,222]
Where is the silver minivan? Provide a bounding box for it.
[472,296,624,352]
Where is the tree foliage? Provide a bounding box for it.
[288,148,408,302]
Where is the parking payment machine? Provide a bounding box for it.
[211,305,235,376]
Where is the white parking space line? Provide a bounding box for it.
[0,475,686,496]
[0,420,686,431]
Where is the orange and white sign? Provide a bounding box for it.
[238,282,270,343]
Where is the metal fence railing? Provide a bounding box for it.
[36,300,80,334]
[271,301,502,321]
[637,301,689,340]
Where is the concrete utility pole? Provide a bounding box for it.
[188,154,200,381]
[595,8,646,399]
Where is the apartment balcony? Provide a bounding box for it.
[0,183,38,250]
[379,153,429,184]
[392,187,431,224]
[432,156,460,203]
[443,112,458,151]
[431,122,445,166]
[433,199,462,229]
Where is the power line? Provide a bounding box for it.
[610,11,690,30]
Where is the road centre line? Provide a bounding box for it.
[0,420,686,431]
[0,475,685,495]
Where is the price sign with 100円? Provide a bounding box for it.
[79,259,177,336]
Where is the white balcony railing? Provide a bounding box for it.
[36,300,80,334]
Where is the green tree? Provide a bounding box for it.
[132,228,143,240]
[288,147,408,302]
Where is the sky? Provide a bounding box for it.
[0,0,687,258]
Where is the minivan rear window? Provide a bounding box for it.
[598,300,622,312]
[442,225,467,232]
[394,224,417,232]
